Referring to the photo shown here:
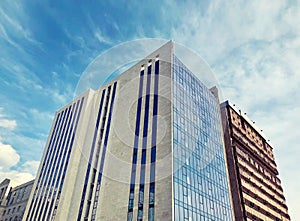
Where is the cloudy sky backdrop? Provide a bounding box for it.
[0,0,299,219]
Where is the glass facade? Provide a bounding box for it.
[173,56,233,221]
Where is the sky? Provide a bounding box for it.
[0,0,299,219]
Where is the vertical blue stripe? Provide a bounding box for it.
[91,82,117,220]
[90,87,112,220]
[43,101,79,221]
[86,88,110,219]
[50,97,84,221]
[26,112,61,221]
[148,60,159,221]
[39,103,76,220]
[138,64,152,220]
[77,91,106,221]
[33,105,72,220]
[127,69,145,221]
[28,109,68,220]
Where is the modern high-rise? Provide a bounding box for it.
[0,179,34,221]
[220,101,290,221]
[23,41,234,221]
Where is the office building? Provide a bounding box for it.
[23,41,233,220]
[220,101,290,221]
[0,179,34,221]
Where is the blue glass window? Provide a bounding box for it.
[173,56,233,221]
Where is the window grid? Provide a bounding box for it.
[173,56,233,221]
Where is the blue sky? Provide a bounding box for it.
[0,0,299,219]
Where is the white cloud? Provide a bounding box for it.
[21,160,40,174]
[45,85,74,105]
[0,108,17,130]
[0,22,22,50]
[212,28,300,221]
[216,41,300,110]
[0,140,38,187]
[0,118,17,130]
[0,170,34,188]
[167,0,300,219]
[250,106,300,220]
[28,108,53,122]
[94,28,113,45]
[0,56,43,93]
[0,2,41,46]
[0,141,20,169]
[86,14,113,45]
[170,0,297,63]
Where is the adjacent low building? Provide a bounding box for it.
[220,101,290,221]
[0,179,34,221]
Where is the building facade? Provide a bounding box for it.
[0,179,34,221]
[23,41,233,221]
[220,101,290,221]
[0,179,10,207]
[0,179,10,220]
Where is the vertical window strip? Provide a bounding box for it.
[26,112,62,221]
[127,69,145,221]
[42,101,78,221]
[41,110,67,185]
[39,103,76,221]
[91,82,117,220]
[32,105,73,221]
[148,59,159,221]
[85,88,110,220]
[38,113,62,184]
[51,97,84,221]
[138,64,152,220]
[28,109,68,220]
[89,87,111,220]
[76,90,106,221]
[172,55,234,220]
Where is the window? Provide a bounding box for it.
[173,56,233,220]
